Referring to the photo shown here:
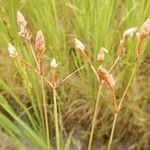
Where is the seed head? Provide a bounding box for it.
[17,11,27,28]
[35,30,45,52]
[123,27,137,38]
[8,43,18,57]
[136,19,150,60]
[97,66,115,90]
[119,27,137,55]
[50,58,58,69]
[74,38,85,51]
[97,66,117,112]
[139,19,150,38]
[97,47,108,63]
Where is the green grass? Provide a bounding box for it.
[0,0,150,149]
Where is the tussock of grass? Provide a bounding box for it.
[0,0,150,150]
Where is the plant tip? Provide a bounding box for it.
[17,11,27,28]
[74,38,85,51]
[8,43,18,57]
[123,27,137,38]
[97,47,108,63]
[35,30,45,52]
[139,19,150,37]
[50,58,58,68]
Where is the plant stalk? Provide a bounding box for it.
[88,85,102,150]
[53,87,60,150]
[107,63,137,150]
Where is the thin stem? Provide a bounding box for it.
[107,63,137,150]
[109,55,120,73]
[41,76,50,150]
[56,64,87,87]
[39,50,51,150]
[16,55,51,149]
[29,43,40,71]
[88,85,102,150]
[53,87,60,150]
[16,56,53,88]
[90,64,100,83]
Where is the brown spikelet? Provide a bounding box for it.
[16,11,32,42]
[8,43,18,57]
[97,66,118,112]
[119,27,137,55]
[97,47,108,64]
[35,30,45,52]
[74,38,92,64]
[136,19,150,59]
[35,30,45,74]
[118,38,127,55]
[17,11,27,28]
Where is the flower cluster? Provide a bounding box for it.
[17,11,31,41]
[97,47,108,64]
[136,19,150,59]
[35,30,45,53]
[74,38,91,64]
[119,27,137,55]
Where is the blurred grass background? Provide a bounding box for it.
[0,0,150,149]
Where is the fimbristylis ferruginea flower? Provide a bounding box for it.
[17,11,27,29]
[35,30,45,75]
[97,47,108,64]
[17,11,31,41]
[119,27,137,55]
[74,38,91,64]
[50,58,58,87]
[136,19,150,59]
[8,43,18,57]
[97,66,118,112]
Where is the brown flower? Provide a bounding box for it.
[74,38,91,64]
[8,43,18,57]
[17,11,27,29]
[97,66,118,112]
[97,47,108,64]
[136,19,150,59]
[139,19,150,38]
[119,27,137,55]
[35,30,45,52]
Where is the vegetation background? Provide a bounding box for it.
[0,0,150,149]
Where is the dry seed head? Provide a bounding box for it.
[97,66,115,89]
[97,47,108,63]
[136,19,150,60]
[139,19,150,37]
[35,30,45,52]
[17,11,27,28]
[97,66,109,84]
[74,38,85,51]
[97,66,117,112]
[8,43,18,57]
[50,58,58,69]
[123,27,137,38]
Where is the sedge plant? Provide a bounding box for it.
[107,19,150,150]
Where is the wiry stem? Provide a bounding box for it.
[107,63,137,150]
[109,55,120,73]
[90,64,100,83]
[16,55,51,149]
[29,43,40,71]
[88,85,102,150]
[39,51,51,150]
[56,64,87,87]
[53,87,60,150]
[16,56,53,87]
